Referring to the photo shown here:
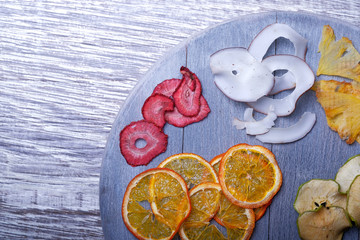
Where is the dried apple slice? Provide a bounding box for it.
[317,25,360,82]
[297,206,352,240]
[247,55,315,116]
[313,80,360,144]
[233,106,277,135]
[294,179,347,214]
[210,47,274,102]
[255,112,316,144]
[335,155,360,193]
[347,175,360,227]
[248,23,308,62]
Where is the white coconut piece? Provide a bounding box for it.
[256,112,316,143]
[270,71,296,95]
[247,55,314,116]
[248,23,308,62]
[233,106,277,135]
[209,47,274,102]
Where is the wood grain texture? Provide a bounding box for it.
[0,0,359,239]
[101,11,360,240]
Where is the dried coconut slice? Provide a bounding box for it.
[173,66,202,117]
[152,78,182,97]
[210,47,274,102]
[268,70,296,95]
[294,179,347,214]
[247,55,315,116]
[233,106,277,135]
[297,206,352,240]
[120,120,168,166]
[142,94,174,128]
[256,112,316,144]
[248,23,308,62]
[335,155,360,194]
[165,96,210,128]
[312,80,360,144]
[347,175,360,227]
[317,25,360,82]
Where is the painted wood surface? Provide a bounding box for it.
[0,0,359,239]
[101,12,360,239]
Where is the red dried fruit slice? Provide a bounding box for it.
[120,120,168,166]
[152,78,182,97]
[142,94,174,128]
[173,67,202,117]
[165,96,210,128]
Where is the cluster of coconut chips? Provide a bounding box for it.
[313,25,360,144]
[210,23,316,143]
[122,144,283,239]
[294,154,360,240]
[120,67,210,167]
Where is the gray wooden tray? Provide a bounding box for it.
[100,11,360,239]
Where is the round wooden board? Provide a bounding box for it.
[100,11,360,239]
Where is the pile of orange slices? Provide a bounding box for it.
[122,143,283,239]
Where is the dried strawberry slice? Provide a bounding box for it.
[142,94,174,128]
[165,96,210,128]
[120,120,168,166]
[152,78,182,97]
[173,67,202,117]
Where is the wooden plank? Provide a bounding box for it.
[184,12,276,239]
[100,46,186,240]
[269,12,360,240]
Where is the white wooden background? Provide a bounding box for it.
[0,0,359,239]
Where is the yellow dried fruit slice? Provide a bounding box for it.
[293,179,347,214]
[122,168,191,240]
[317,25,360,82]
[158,153,218,189]
[219,144,282,208]
[313,80,360,144]
[178,182,222,240]
[210,154,262,223]
[297,206,352,240]
[347,175,360,227]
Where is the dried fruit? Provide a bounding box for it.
[317,25,360,82]
[335,155,360,193]
[297,206,352,240]
[157,153,218,189]
[173,66,202,117]
[165,96,210,128]
[142,94,174,128]
[210,153,269,222]
[255,112,316,144]
[178,183,222,240]
[218,144,282,208]
[294,179,347,214]
[122,168,190,240]
[247,54,315,117]
[313,80,360,144]
[120,120,168,166]
[152,78,182,97]
[210,47,274,102]
[347,175,360,227]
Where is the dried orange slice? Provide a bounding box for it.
[158,153,218,189]
[317,25,360,82]
[218,144,282,208]
[178,182,222,239]
[210,153,265,223]
[313,80,360,144]
[122,168,191,240]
